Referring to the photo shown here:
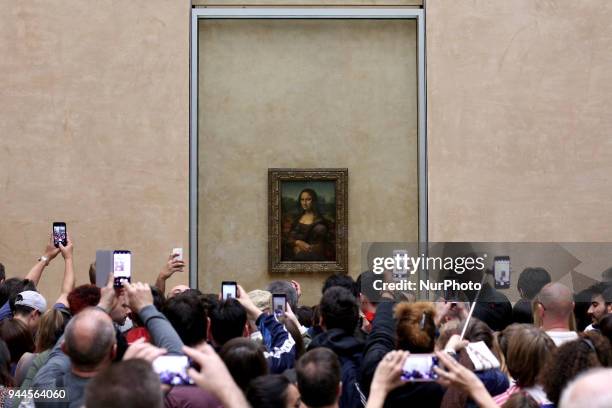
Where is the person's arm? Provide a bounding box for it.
[55,235,75,307]
[184,345,251,408]
[257,313,296,373]
[125,282,184,355]
[155,253,185,296]
[366,350,409,408]
[360,296,396,395]
[25,237,61,285]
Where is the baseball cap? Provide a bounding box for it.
[15,290,47,313]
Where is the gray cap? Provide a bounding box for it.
[15,290,47,313]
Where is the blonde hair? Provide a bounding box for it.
[35,309,67,353]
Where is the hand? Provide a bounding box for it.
[124,282,153,313]
[434,351,484,394]
[59,235,74,261]
[159,253,185,280]
[444,334,469,353]
[184,344,249,407]
[283,302,300,328]
[294,240,311,253]
[43,236,61,262]
[371,350,409,395]
[233,285,262,321]
[97,273,119,314]
[123,338,166,362]
[291,280,302,299]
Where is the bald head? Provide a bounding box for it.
[63,307,116,372]
[538,283,574,319]
[559,368,612,408]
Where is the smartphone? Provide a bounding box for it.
[152,355,193,386]
[494,256,510,289]
[52,222,67,248]
[113,250,131,288]
[401,354,439,382]
[272,294,287,317]
[221,281,237,300]
[172,247,183,262]
[95,250,113,287]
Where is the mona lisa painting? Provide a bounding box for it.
[268,168,348,274]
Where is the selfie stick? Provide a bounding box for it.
[459,272,488,341]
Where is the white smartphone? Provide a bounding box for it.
[494,256,510,289]
[401,354,439,382]
[222,281,237,300]
[113,250,131,288]
[172,247,183,261]
[152,355,193,385]
[272,294,287,317]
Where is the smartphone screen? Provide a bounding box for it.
[52,222,67,248]
[401,354,439,382]
[272,294,286,317]
[172,247,183,262]
[494,256,510,289]
[221,281,237,300]
[113,250,131,288]
[152,355,193,385]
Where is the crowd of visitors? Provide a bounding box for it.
[0,235,611,408]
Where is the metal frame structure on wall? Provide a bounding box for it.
[189,7,427,288]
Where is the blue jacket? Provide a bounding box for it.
[257,313,297,374]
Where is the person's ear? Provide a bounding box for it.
[243,322,250,338]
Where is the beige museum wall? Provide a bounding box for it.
[0,1,191,303]
[426,0,612,242]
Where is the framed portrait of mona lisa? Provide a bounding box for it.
[268,168,348,274]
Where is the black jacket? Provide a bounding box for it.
[309,328,366,408]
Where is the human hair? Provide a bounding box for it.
[209,298,247,346]
[321,274,358,297]
[517,267,551,299]
[64,308,116,371]
[247,374,292,408]
[0,278,36,311]
[0,339,13,387]
[574,288,595,332]
[296,348,340,408]
[603,285,612,304]
[0,318,34,364]
[267,281,298,310]
[543,332,611,406]
[0,263,5,282]
[67,284,101,315]
[503,324,555,388]
[319,286,359,334]
[600,314,612,344]
[395,301,436,353]
[356,271,381,303]
[589,282,610,298]
[35,308,68,352]
[13,304,38,318]
[163,291,207,346]
[220,338,268,392]
[296,306,314,328]
[502,391,540,408]
[88,262,96,284]
[85,359,162,408]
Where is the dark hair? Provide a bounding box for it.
[0,319,34,364]
[163,291,207,346]
[517,268,552,300]
[296,348,340,408]
[395,302,436,353]
[322,274,358,297]
[200,293,219,314]
[0,263,5,282]
[67,284,101,315]
[575,288,595,332]
[296,306,314,328]
[356,271,381,303]
[319,286,359,334]
[210,299,247,346]
[600,314,612,344]
[36,309,68,352]
[64,308,115,371]
[542,332,611,405]
[0,339,14,387]
[0,278,36,311]
[88,262,96,285]
[247,374,292,408]
[603,286,612,304]
[220,338,268,392]
[13,304,38,318]
[85,359,162,408]
[589,282,611,298]
[267,281,298,311]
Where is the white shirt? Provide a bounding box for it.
[546,330,578,346]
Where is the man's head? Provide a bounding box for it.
[518,267,552,300]
[559,368,612,408]
[67,284,101,315]
[167,285,190,299]
[588,283,612,325]
[356,271,380,313]
[62,307,116,374]
[109,293,130,326]
[85,359,162,408]
[296,348,341,408]
[0,278,36,310]
[266,281,298,311]
[533,282,575,330]
[12,291,47,334]
[208,298,247,347]
[321,274,358,298]
[163,290,207,346]
[319,286,359,334]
